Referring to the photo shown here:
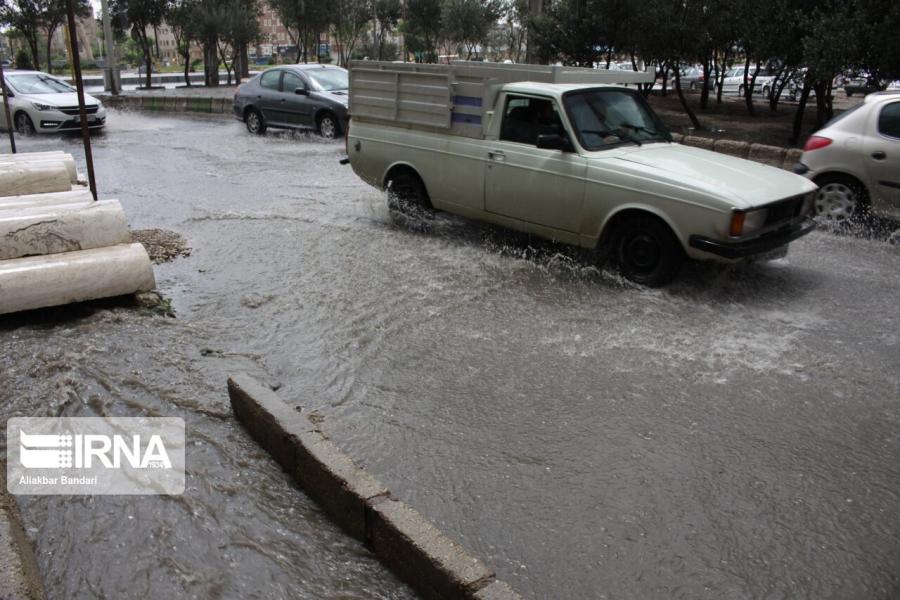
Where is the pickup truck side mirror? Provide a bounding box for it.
[294,87,309,96]
[536,133,573,152]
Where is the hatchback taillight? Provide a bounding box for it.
[803,136,832,151]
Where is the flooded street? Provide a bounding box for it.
[3,110,899,599]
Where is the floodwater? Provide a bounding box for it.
[3,111,899,599]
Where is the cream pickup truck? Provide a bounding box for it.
[346,61,817,285]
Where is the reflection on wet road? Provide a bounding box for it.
[2,110,899,599]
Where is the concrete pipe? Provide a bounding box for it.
[0,164,72,197]
[0,243,156,315]
[0,190,94,212]
[0,155,78,184]
[0,200,131,260]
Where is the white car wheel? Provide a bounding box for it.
[14,112,35,134]
[815,181,861,225]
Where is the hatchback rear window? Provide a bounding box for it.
[823,103,863,128]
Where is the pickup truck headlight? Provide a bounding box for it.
[31,102,55,111]
[729,208,767,237]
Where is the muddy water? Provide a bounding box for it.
[3,111,900,599]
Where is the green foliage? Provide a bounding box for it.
[15,47,33,69]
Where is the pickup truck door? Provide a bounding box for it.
[865,100,900,217]
[485,96,587,233]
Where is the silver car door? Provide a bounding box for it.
[865,100,900,217]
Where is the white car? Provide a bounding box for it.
[796,91,900,224]
[719,67,776,98]
[0,70,106,134]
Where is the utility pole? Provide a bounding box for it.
[100,0,119,94]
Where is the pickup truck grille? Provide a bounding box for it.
[764,194,805,226]
[58,105,99,115]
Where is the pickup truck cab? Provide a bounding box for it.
[347,61,817,285]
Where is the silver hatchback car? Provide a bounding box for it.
[233,64,349,139]
[796,92,900,225]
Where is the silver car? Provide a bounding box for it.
[233,64,349,139]
[795,91,900,225]
[0,70,107,134]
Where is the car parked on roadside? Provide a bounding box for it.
[718,66,777,98]
[844,76,882,97]
[669,66,705,91]
[233,64,349,139]
[0,70,106,134]
[795,91,900,225]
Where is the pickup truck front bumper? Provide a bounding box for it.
[689,217,816,259]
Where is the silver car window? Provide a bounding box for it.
[877,102,900,139]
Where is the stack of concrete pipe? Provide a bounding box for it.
[0,151,156,315]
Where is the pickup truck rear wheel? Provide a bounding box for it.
[386,172,432,220]
[612,216,683,286]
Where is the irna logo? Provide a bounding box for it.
[19,430,173,470]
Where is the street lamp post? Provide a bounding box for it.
[100,0,119,94]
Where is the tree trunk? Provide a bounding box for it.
[674,67,702,130]
[769,66,789,112]
[46,29,55,74]
[184,57,191,85]
[240,42,250,78]
[742,57,756,116]
[790,77,812,145]
[716,47,728,104]
[700,53,711,109]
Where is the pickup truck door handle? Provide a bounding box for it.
[488,150,506,161]
[872,151,886,160]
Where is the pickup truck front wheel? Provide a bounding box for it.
[612,216,683,286]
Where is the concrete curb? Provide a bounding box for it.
[0,461,47,600]
[679,134,802,171]
[227,373,523,600]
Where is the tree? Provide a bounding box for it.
[441,0,501,60]
[372,0,401,60]
[404,0,442,62]
[269,0,329,63]
[0,0,42,71]
[332,0,370,66]
[42,0,91,74]
[169,0,198,85]
[110,0,171,89]
[217,0,259,84]
[498,0,527,63]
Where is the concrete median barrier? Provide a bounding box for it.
[681,136,715,150]
[783,148,803,170]
[748,143,787,167]
[0,243,156,315]
[227,373,523,600]
[713,138,749,158]
[0,200,131,261]
[187,97,213,113]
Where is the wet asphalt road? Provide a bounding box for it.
[2,110,899,599]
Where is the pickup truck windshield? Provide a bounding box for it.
[564,89,670,150]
